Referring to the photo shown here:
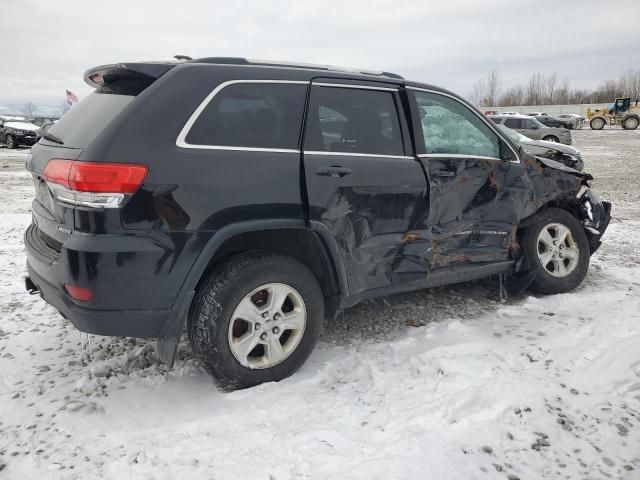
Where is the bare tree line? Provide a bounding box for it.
[470,70,640,107]
[14,99,70,119]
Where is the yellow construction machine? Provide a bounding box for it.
[587,97,640,130]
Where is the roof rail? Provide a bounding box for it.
[188,57,404,80]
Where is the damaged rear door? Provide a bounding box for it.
[408,88,521,268]
[302,79,429,297]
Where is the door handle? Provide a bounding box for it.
[315,166,352,178]
[433,169,456,177]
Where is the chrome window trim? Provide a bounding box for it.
[418,153,502,162]
[407,86,521,163]
[304,150,413,160]
[312,82,398,92]
[176,79,309,152]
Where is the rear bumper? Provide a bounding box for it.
[24,222,197,338]
[25,264,171,337]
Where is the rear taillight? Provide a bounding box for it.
[43,159,147,208]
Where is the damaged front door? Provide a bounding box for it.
[303,80,429,297]
[408,88,520,268]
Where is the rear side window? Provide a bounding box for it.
[304,86,404,156]
[185,83,307,149]
[45,77,150,149]
[504,118,523,129]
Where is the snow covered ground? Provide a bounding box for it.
[1,129,639,480]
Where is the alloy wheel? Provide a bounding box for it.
[536,223,580,278]
[228,283,307,369]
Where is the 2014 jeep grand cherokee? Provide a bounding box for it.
[24,57,611,389]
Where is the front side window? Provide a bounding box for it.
[414,91,500,158]
[524,119,539,129]
[185,82,307,149]
[304,86,404,156]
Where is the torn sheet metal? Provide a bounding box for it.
[312,149,610,298]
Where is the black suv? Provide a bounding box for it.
[24,57,611,389]
[1,117,39,148]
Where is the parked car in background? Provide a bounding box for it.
[495,124,584,171]
[501,111,519,115]
[556,113,584,129]
[489,114,572,144]
[0,117,39,148]
[526,112,547,117]
[24,57,609,389]
[535,115,574,130]
[35,121,56,141]
[31,116,61,127]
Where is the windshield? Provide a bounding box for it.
[531,117,547,129]
[496,124,533,143]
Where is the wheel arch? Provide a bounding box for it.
[164,220,348,343]
[517,201,580,231]
[198,226,345,303]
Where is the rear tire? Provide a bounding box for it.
[4,135,15,149]
[622,116,639,130]
[590,117,605,130]
[188,252,324,390]
[522,208,590,294]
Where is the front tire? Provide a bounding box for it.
[522,208,590,294]
[4,135,15,149]
[188,252,324,390]
[542,135,559,143]
[590,117,605,130]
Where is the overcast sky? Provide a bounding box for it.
[1,0,639,114]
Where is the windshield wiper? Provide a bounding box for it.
[42,132,64,145]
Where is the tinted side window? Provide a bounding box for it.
[304,86,404,156]
[504,118,522,129]
[185,83,307,149]
[524,119,538,129]
[415,91,500,158]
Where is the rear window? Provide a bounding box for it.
[185,83,307,149]
[44,77,150,149]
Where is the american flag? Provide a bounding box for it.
[66,89,79,105]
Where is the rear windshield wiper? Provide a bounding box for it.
[42,132,64,145]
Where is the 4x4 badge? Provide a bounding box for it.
[56,225,72,235]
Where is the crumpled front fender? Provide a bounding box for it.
[578,188,611,254]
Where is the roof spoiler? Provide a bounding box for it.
[83,62,177,88]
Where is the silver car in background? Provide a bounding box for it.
[489,114,572,145]
[495,124,584,171]
[556,113,585,129]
